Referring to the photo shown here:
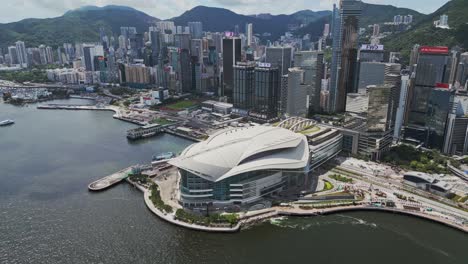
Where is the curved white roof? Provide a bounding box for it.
[169,126,310,182]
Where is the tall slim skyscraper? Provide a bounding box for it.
[335,0,362,112]
[8,46,18,65]
[15,41,28,68]
[222,37,242,98]
[329,4,342,113]
[246,23,253,46]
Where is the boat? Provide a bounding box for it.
[0,119,14,126]
[152,152,176,161]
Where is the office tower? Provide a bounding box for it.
[180,49,192,93]
[333,0,362,112]
[265,46,292,76]
[407,46,449,126]
[294,51,324,114]
[252,65,280,120]
[83,46,95,71]
[188,22,203,39]
[222,37,242,98]
[129,33,144,60]
[8,46,18,65]
[149,29,161,66]
[357,62,386,92]
[455,52,468,89]
[233,62,256,111]
[446,48,461,86]
[329,4,342,113]
[394,74,411,140]
[284,68,309,117]
[190,39,203,64]
[175,33,191,50]
[426,88,454,151]
[372,24,380,37]
[246,23,253,46]
[404,46,450,148]
[15,41,28,68]
[367,85,395,132]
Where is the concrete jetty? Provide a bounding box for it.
[88,167,133,191]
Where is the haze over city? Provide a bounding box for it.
[0,0,450,23]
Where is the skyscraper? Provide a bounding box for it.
[8,46,18,65]
[335,0,362,112]
[188,22,203,39]
[265,46,292,76]
[294,51,324,114]
[15,41,28,68]
[222,37,242,99]
[233,62,256,111]
[404,46,451,148]
[246,23,253,46]
[252,65,280,120]
[284,68,309,117]
[329,4,342,113]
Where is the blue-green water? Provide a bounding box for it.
[0,100,467,264]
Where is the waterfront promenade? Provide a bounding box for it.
[124,178,468,233]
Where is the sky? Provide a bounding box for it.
[0,0,450,23]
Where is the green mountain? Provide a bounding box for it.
[0,5,159,49]
[383,0,468,60]
[296,2,425,41]
[360,2,424,26]
[171,6,331,40]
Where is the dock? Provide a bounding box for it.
[88,167,133,191]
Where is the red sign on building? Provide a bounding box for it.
[419,46,449,55]
[435,83,449,89]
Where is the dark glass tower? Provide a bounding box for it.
[222,37,242,99]
[335,0,362,113]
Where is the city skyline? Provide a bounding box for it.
[0,0,450,23]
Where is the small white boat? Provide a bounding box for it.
[0,119,15,126]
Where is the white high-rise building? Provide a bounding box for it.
[246,23,253,46]
[15,41,28,68]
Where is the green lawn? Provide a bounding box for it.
[299,126,320,135]
[150,118,174,125]
[166,100,198,110]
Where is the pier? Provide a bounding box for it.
[88,167,133,191]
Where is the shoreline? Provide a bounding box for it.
[127,180,468,234]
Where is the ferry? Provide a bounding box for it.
[152,152,176,161]
[0,119,14,126]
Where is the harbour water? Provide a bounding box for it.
[0,99,467,264]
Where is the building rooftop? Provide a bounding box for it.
[169,126,309,182]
